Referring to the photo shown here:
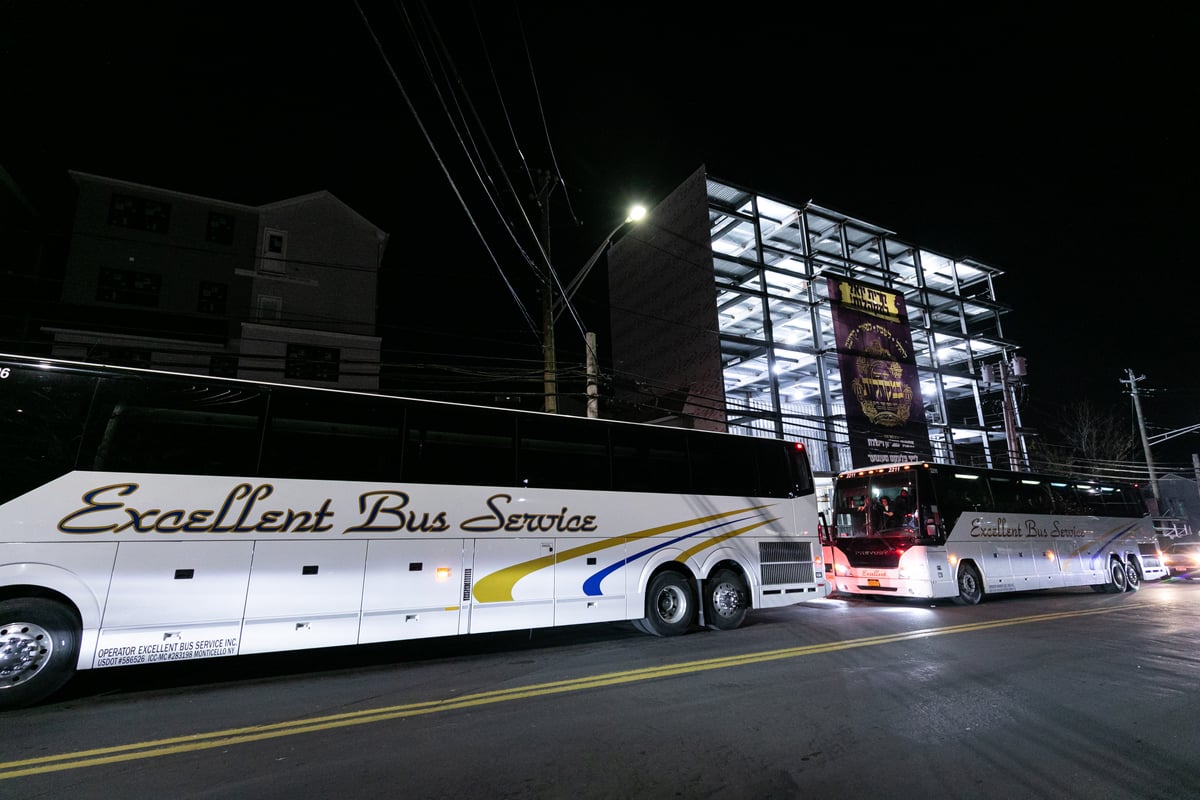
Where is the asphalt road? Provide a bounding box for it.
[4,580,1199,800]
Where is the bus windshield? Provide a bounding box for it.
[832,470,935,542]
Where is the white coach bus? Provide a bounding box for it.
[0,353,823,708]
[821,461,1167,604]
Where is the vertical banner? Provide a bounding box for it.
[826,277,932,467]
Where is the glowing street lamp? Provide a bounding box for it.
[556,204,647,319]
[542,204,647,415]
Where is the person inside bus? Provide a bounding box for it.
[896,488,919,529]
[877,495,896,528]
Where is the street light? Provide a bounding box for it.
[541,204,647,415]
[556,204,646,321]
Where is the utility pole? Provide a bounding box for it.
[998,358,1021,470]
[1194,453,1200,502]
[535,172,558,414]
[1123,368,1160,504]
[585,331,599,419]
[987,354,1026,470]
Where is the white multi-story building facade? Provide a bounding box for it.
[607,166,1025,479]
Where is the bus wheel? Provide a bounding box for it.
[1123,560,1141,592]
[704,569,748,631]
[0,598,80,710]
[953,564,984,605]
[1106,559,1128,593]
[641,572,694,637]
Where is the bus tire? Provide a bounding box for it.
[640,572,694,637]
[0,598,80,710]
[1123,560,1141,592]
[1106,558,1128,593]
[703,569,748,631]
[953,563,984,605]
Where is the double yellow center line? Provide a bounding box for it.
[0,603,1148,779]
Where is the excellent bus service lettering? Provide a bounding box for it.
[58,482,600,535]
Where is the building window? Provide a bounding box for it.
[285,344,340,382]
[257,295,282,323]
[198,281,228,314]
[210,355,238,377]
[262,228,287,274]
[206,211,236,245]
[109,193,171,233]
[97,267,161,307]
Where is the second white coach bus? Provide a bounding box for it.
[0,353,823,708]
[821,461,1167,604]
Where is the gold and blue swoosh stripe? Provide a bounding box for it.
[1060,521,1141,563]
[472,505,779,603]
[1093,521,1142,560]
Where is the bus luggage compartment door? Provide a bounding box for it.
[96,541,253,662]
[359,538,467,642]
[240,539,368,654]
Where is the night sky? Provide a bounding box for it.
[4,3,1198,466]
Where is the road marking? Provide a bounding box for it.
[0,602,1151,779]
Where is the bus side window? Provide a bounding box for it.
[1025,485,1053,514]
[934,477,975,529]
[261,388,403,481]
[403,404,517,487]
[1113,485,1147,517]
[611,426,689,494]
[987,477,1019,513]
[0,365,96,498]
[79,375,265,476]
[518,415,610,491]
[689,433,758,496]
[1075,487,1103,516]
[779,441,815,498]
[1012,480,1052,514]
[1050,484,1074,515]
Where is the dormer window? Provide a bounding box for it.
[261,228,287,274]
